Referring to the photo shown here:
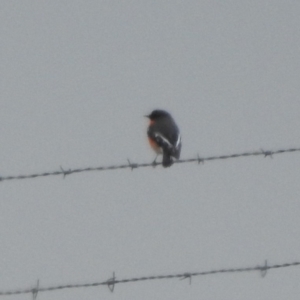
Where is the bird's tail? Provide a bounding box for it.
[162,153,174,167]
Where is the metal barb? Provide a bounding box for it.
[180,273,192,285]
[32,280,39,300]
[60,166,72,178]
[127,159,137,171]
[259,260,268,278]
[261,149,273,158]
[197,154,204,164]
[106,272,116,293]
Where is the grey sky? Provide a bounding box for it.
[1,1,300,299]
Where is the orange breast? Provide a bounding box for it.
[148,137,162,154]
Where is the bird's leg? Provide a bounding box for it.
[152,154,159,167]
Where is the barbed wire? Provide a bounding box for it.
[0,260,299,297]
[0,147,299,183]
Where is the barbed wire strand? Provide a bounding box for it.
[0,147,299,183]
[0,260,299,297]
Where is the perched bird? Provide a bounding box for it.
[145,109,181,167]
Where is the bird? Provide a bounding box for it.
[145,109,181,167]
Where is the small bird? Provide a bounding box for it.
[145,109,181,167]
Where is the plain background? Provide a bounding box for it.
[1,1,300,299]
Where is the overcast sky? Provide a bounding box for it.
[1,1,300,300]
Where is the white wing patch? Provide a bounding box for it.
[154,133,173,148]
[175,134,181,148]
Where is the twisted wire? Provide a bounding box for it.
[0,260,299,296]
[0,147,299,183]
